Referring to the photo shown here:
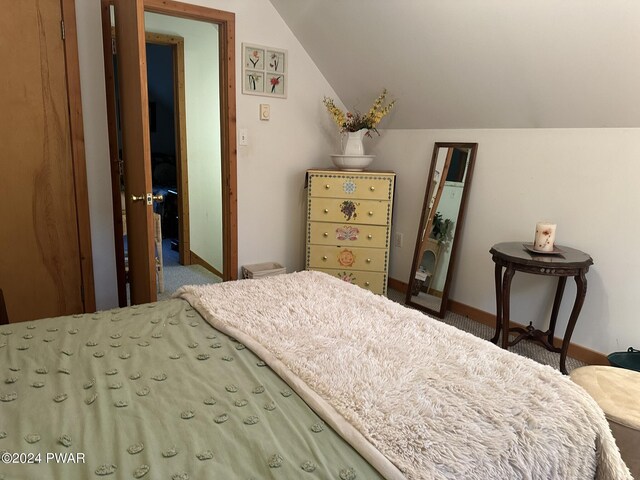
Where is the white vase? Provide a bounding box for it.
[343,129,367,156]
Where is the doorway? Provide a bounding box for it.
[101,0,238,307]
[145,33,189,268]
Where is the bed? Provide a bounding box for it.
[0,271,631,479]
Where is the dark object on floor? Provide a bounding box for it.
[171,240,179,252]
[0,289,8,325]
[608,347,640,372]
[162,189,179,239]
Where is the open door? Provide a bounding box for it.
[113,0,157,304]
[103,0,238,307]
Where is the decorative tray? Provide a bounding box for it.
[523,243,564,255]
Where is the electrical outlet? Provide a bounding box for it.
[239,128,248,146]
[394,232,403,248]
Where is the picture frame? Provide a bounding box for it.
[242,43,287,98]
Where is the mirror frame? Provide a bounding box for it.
[405,142,478,318]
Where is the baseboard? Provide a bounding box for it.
[388,277,608,366]
[190,251,223,279]
[387,277,408,293]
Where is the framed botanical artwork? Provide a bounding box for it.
[242,43,287,98]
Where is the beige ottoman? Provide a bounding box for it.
[571,366,640,478]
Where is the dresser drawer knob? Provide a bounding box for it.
[368,211,374,216]
[366,258,372,263]
[369,186,375,191]
[367,234,373,239]
[322,256,328,261]
[364,281,370,287]
[323,232,329,237]
[323,208,329,214]
[325,184,330,189]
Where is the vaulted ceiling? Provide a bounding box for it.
[269,0,640,128]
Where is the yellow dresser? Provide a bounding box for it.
[305,169,395,295]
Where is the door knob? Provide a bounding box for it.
[131,193,163,206]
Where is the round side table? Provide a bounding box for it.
[489,242,593,374]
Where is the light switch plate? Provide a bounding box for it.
[260,104,270,121]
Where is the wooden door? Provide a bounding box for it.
[0,0,92,322]
[113,0,157,304]
[103,0,238,306]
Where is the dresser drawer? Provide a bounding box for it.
[313,268,386,295]
[307,245,387,272]
[309,174,393,201]
[308,222,389,249]
[308,198,390,226]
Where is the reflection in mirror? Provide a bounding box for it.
[405,143,477,318]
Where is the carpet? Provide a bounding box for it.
[386,289,586,373]
[157,263,220,301]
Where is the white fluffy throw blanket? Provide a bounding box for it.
[176,271,631,480]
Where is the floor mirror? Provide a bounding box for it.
[405,142,477,318]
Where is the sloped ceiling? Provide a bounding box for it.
[269,0,640,128]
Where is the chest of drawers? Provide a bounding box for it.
[305,169,395,295]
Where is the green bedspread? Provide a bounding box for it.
[0,299,382,479]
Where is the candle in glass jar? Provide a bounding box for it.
[534,222,556,252]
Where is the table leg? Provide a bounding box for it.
[490,262,503,344]
[559,270,587,375]
[547,276,567,349]
[501,264,515,349]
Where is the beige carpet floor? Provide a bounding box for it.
[157,264,221,301]
[386,288,586,373]
[157,240,221,301]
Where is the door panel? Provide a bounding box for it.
[103,0,238,304]
[0,0,84,322]
[113,0,157,304]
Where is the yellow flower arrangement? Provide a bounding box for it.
[323,89,395,136]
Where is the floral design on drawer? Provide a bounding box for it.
[336,226,359,241]
[337,249,356,267]
[337,271,356,284]
[342,180,356,194]
[340,201,359,221]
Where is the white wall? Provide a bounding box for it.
[74,0,117,310]
[74,0,341,309]
[271,0,640,129]
[225,1,343,275]
[144,12,223,272]
[371,128,640,354]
